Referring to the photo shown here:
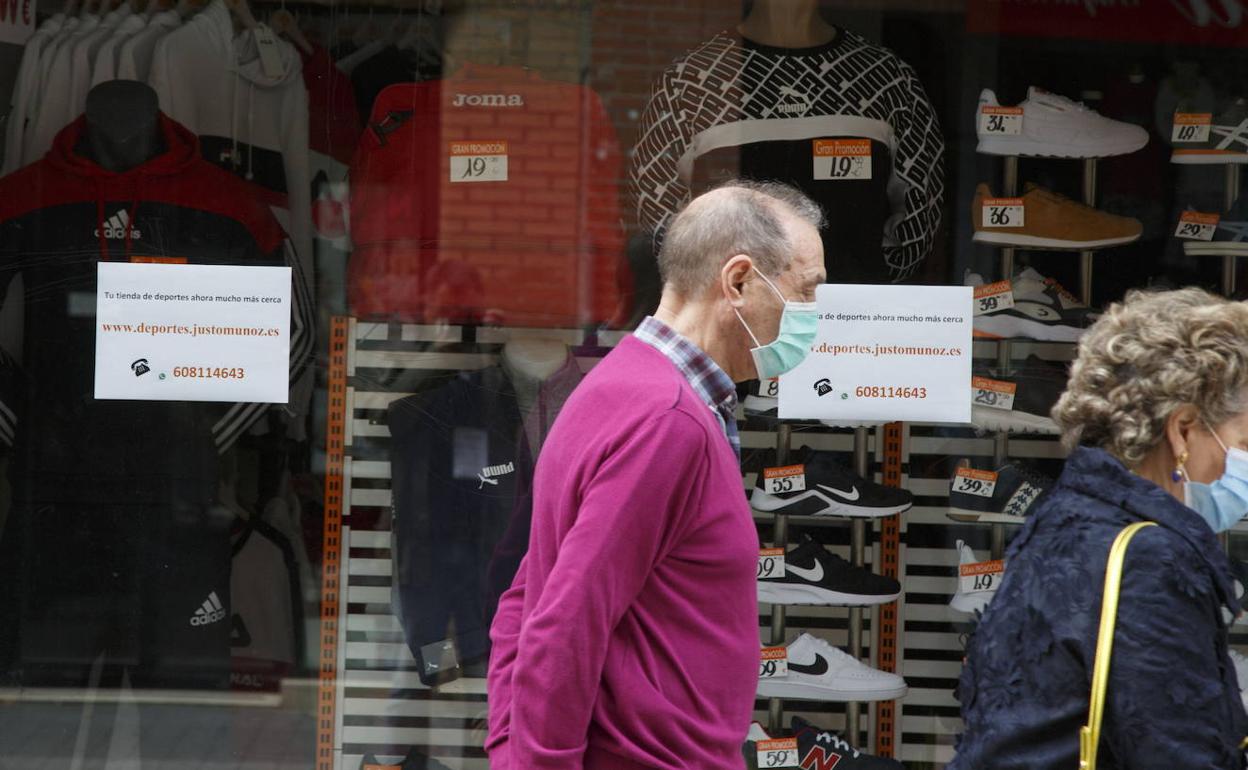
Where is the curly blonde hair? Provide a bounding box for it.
[1053,287,1248,465]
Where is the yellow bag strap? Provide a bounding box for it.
[1079,521,1157,770]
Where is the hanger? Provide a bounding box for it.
[271,2,312,54]
[225,0,257,31]
[352,3,375,48]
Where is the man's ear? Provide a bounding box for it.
[722,254,753,308]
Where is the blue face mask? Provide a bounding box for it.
[1183,425,1248,533]
[733,267,818,380]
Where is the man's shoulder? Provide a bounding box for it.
[566,337,720,431]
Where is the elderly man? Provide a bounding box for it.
[486,181,827,769]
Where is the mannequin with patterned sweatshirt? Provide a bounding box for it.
[631,0,945,284]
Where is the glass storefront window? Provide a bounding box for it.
[1,1,1246,768]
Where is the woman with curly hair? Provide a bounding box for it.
[951,287,1248,769]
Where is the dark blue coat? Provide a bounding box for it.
[951,447,1248,769]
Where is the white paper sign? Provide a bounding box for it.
[778,285,973,422]
[0,0,34,45]
[94,263,291,403]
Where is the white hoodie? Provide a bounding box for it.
[67,4,133,114]
[116,8,179,81]
[89,11,148,88]
[2,13,64,174]
[149,0,312,438]
[149,0,311,281]
[25,12,99,164]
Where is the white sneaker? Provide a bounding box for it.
[756,633,907,702]
[950,540,998,615]
[977,87,1149,159]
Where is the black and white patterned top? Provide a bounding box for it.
[631,29,945,283]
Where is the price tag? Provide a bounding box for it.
[763,464,806,495]
[959,559,1005,595]
[971,376,1016,411]
[813,139,872,181]
[253,26,285,79]
[760,377,780,399]
[758,548,786,580]
[952,467,999,498]
[1172,113,1213,143]
[973,280,1015,316]
[757,738,800,768]
[1174,211,1219,241]
[449,140,509,183]
[978,105,1024,135]
[759,647,788,679]
[982,198,1025,228]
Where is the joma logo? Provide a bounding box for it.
[452,93,525,107]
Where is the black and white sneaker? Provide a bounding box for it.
[970,355,1067,436]
[793,716,904,770]
[750,447,913,518]
[758,535,900,606]
[948,461,1054,523]
[967,267,1098,342]
[757,633,907,702]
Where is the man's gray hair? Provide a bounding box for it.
[656,180,825,296]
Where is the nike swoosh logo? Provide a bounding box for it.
[817,483,860,501]
[785,561,825,582]
[787,654,829,676]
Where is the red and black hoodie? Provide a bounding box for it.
[0,113,313,505]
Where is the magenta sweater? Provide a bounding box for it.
[485,336,759,769]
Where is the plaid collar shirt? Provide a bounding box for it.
[633,316,740,458]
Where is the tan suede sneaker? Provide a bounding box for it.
[972,182,1142,250]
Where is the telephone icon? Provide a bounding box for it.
[813,378,833,397]
[131,358,151,377]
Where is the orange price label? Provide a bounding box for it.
[449,140,508,182]
[762,464,806,495]
[953,467,999,498]
[1173,113,1212,143]
[972,376,1017,411]
[813,139,871,180]
[973,280,1015,316]
[1175,210,1220,241]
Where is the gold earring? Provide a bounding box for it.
[1172,449,1189,482]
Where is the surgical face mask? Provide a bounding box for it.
[1183,424,1248,533]
[733,267,818,380]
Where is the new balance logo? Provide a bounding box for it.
[190,591,226,627]
[801,746,843,769]
[95,210,141,240]
[477,461,515,489]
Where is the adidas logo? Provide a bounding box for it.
[477,461,515,489]
[190,591,226,627]
[95,209,142,240]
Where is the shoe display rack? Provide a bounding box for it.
[972,151,1100,560]
[761,419,886,743]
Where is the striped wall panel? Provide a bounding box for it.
[331,319,1227,769]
